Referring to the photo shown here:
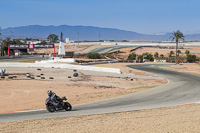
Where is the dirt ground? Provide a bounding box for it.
[30,45,89,54]
[158,63,200,75]
[1,63,200,132]
[0,67,166,114]
[1,104,200,133]
[109,46,200,60]
[122,46,200,58]
[29,44,200,61]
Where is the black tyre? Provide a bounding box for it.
[73,73,79,77]
[46,104,56,112]
[64,102,72,111]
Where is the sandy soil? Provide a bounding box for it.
[29,45,89,54]
[158,63,200,75]
[2,63,200,132]
[113,46,200,59]
[110,47,136,60]
[0,67,166,113]
[1,104,200,133]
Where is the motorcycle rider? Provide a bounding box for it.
[47,90,61,110]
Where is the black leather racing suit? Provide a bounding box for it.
[49,93,60,108]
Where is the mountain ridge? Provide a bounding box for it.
[1,25,200,41]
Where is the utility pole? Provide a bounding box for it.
[10,31,13,39]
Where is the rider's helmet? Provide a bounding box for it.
[47,90,53,96]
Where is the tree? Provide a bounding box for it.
[138,55,143,62]
[12,39,23,44]
[160,54,164,59]
[169,51,174,57]
[1,38,23,56]
[177,50,181,56]
[170,30,184,64]
[127,53,136,60]
[154,52,159,58]
[47,34,58,43]
[41,40,47,44]
[143,52,154,61]
[185,50,190,55]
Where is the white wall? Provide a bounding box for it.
[0,62,121,74]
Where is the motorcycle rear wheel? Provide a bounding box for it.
[46,104,56,112]
[64,102,72,111]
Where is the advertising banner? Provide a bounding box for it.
[9,44,54,49]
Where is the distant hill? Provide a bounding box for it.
[1,25,200,41]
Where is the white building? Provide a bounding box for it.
[27,41,41,44]
[65,37,70,43]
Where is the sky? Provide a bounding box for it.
[0,0,200,35]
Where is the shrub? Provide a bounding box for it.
[169,51,174,57]
[185,50,190,55]
[177,50,181,56]
[187,54,197,63]
[127,53,136,60]
[87,53,102,59]
[154,52,159,58]
[160,54,164,58]
[143,52,154,61]
[138,55,143,61]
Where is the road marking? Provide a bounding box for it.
[15,109,45,113]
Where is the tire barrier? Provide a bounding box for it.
[41,77,45,79]
[13,76,17,78]
[0,69,6,76]
[37,68,41,71]
[1,76,5,79]
[73,73,79,77]
[68,76,71,78]
[8,77,13,79]
[49,77,54,79]
[37,75,41,77]
[31,77,35,79]
[73,70,77,72]
[40,74,44,76]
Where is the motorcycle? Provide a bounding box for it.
[45,96,72,112]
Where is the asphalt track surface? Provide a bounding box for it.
[1,64,200,122]
[89,46,131,54]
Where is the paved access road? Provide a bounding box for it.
[1,64,200,122]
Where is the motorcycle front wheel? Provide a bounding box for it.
[46,104,56,112]
[64,102,72,111]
